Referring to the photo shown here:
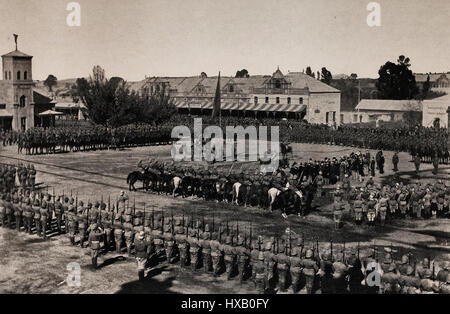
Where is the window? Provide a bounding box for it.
[359,115,363,123]
[17,71,20,80]
[21,117,26,131]
[24,71,27,80]
[229,85,234,93]
[276,97,280,104]
[299,97,303,104]
[265,97,269,103]
[8,71,11,80]
[353,114,358,123]
[0,104,6,109]
[254,97,258,104]
[332,111,336,122]
[20,96,26,107]
[4,72,6,80]
[287,97,291,104]
[340,114,344,124]
[275,80,281,89]
[326,112,329,124]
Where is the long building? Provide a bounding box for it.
[135,68,341,126]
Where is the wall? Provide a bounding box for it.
[306,92,341,126]
[422,101,449,128]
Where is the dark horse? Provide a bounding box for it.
[271,189,302,216]
[127,170,151,191]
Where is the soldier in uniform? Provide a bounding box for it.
[163,217,175,263]
[377,192,389,226]
[32,198,41,236]
[249,236,263,282]
[4,193,13,228]
[414,154,421,175]
[45,194,54,232]
[275,240,290,292]
[263,239,276,291]
[200,224,212,272]
[23,197,33,234]
[366,194,377,226]
[12,193,22,231]
[134,231,148,281]
[66,201,77,245]
[39,198,49,239]
[289,237,303,293]
[152,214,165,262]
[0,193,5,227]
[223,235,236,279]
[77,201,88,247]
[353,189,364,225]
[380,251,400,294]
[235,234,250,283]
[188,227,200,271]
[332,248,348,294]
[392,152,399,172]
[54,196,64,234]
[210,229,222,276]
[101,203,113,251]
[88,223,103,269]
[174,218,187,267]
[333,185,344,230]
[254,251,267,294]
[113,214,124,254]
[302,248,319,294]
[123,214,135,257]
[144,212,155,263]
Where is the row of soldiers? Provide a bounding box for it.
[14,124,173,155]
[331,178,450,229]
[1,189,449,294]
[0,163,36,192]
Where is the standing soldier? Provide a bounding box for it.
[275,240,290,292]
[144,212,155,263]
[366,194,377,226]
[23,197,33,234]
[201,224,212,272]
[152,214,165,262]
[66,201,77,245]
[4,193,13,228]
[289,238,304,294]
[353,189,364,225]
[163,217,175,263]
[45,194,54,232]
[134,231,148,281]
[101,203,113,251]
[235,234,250,283]
[62,197,70,234]
[29,165,36,191]
[302,248,319,294]
[318,246,334,294]
[32,198,41,236]
[39,198,49,239]
[315,171,324,198]
[333,186,344,230]
[113,213,124,254]
[332,247,348,294]
[188,227,200,271]
[77,201,87,247]
[254,252,267,294]
[88,223,103,269]
[223,235,236,279]
[210,229,223,277]
[414,155,421,176]
[370,157,376,177]
[249,236,262,282]
[432,152,439,175]
[377,192,389,226]
[174,218,187,268]
[54,196,63,234]
[123,214,134,257]
[263,239,276,291]
[13,192,22,231]
[392,152,399,172]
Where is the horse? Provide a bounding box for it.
[270,188,302,217]
[214,177,233,203]
[172,176,183,197]
[126,170,150,191]
[180,176,195,198]
[232,181,250,206]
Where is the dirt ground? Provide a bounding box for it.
[0,143,449,294]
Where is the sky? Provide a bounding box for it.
[0,0,448,81]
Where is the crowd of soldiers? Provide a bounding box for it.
[0,163,36,192]
[1,161,450,294]
[1,187,449,294]
[11,125,173,155]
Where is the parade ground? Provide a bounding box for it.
[0,143,449,294]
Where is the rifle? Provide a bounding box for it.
[219,222,222,242]
[373,240,376,261]
[250,221,253,248]
[343,241,346,263]
[316,237,319,262]
[171,210,174,235]
[182,209,185,227]
[330,239,333,262]
[212,214,215,232]
[357,241,360,260]
[226,219,229,235]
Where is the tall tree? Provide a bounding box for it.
[44,74,58,92]
[235,69,250,78]
[305,67,314,77]
[376,55,419,99]
[320,67,333,84]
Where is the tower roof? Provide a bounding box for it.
[2,49,32,58]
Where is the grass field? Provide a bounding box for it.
[0,143,449,294]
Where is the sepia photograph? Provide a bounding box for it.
[0,0,449,302]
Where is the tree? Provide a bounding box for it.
[376,55,419,100]
[305,67,314,77]
[317,71,320,80]
[320,67,332,84]
[44,74,58,92]
[421,75,431,99]
[200,72,208,78]
[74,67,175,128]
[235,69,250,78]
[350,73,358,80]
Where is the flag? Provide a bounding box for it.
[211,72,221,118]
[13,34,18,49]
